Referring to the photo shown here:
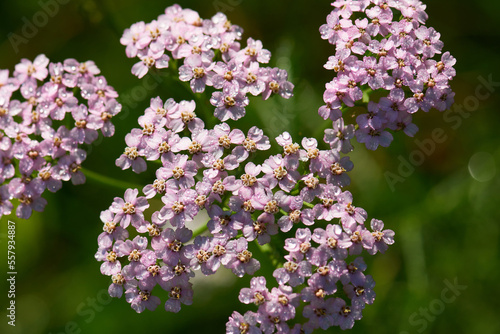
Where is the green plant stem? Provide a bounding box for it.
[303,201,315,209]
[81,167,142,191]
[362,87,373,103]
[192,222,209,238]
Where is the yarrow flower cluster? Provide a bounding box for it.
[120,4,293,122]
[0,54,121,219]
[95,2,454,333]
[319,0,456,150]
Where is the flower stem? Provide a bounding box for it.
[303,201,315,209]
[362,87,373,103]
[81,167,143,191]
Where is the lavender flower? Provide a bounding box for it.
[110,188,149,229]
[224,238,260,277]
[226,311,261,334]
[125,286,161,313]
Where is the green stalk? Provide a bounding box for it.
[81,167,142,191]
[303,201,315,209]
[192,222,209,238]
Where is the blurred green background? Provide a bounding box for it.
[0,0,499,333]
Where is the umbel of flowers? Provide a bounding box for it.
[319,0,456,151]
[0,55,122,219]
[95,2,454,333]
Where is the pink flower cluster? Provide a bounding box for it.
[319,0,456,150]
[96,92,393,331]
[96,80,394,333]
[95,1,456,332]
[120,4,293,122]
[0,54,121,219]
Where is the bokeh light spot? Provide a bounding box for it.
[468,152,496,182]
